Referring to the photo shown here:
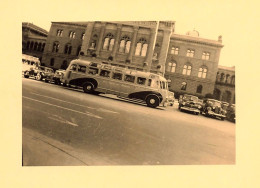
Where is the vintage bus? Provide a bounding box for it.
[22,54,40,74]
[61,59,171,108]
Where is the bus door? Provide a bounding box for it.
[121,74,136,97]
[65,63,78,82]
[97,69,111,93]
[110,71,123,96]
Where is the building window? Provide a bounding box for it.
[182,64,192,75]
[231,75,235,85]
[33,42,38,51]
[171,46,179,55]
[50,58,55,66]
[60,60,68,70]
[41,43,45,52]
[202,52,210,60]
[64,43,72,54]
[167,62,177,73]
[56,29,63,36]
[181,82,187,90]
[77,45,81,55]
[196,85,203,93]
[81,33,85,40]
[186,49,195,57]
[52,42,59,52]
[69,31,76,38]
[30,41,34,50]
[103,33,114,51]
[135,38,147,57]
[119,36,131,53]
[38,43,42,51]
[198,67,208,78]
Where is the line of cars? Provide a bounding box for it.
[23,65,65,85]
[178,94,236,122]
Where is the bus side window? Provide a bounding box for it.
[124,75,135,83]
[88,67,98,75]
[100,70,110,77]
[137,77,146,85]
[78,65,87,73]
[112,72,122,80]
[148,79,152,87]
[70,64,77,71]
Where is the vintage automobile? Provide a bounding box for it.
[226,104,236,123]
[24,66,54,81]
[201,99,226,120]
[45,69,65,85]
[168,91,175,106]
[178,94,201,115]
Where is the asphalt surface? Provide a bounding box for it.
[22,78,235,165]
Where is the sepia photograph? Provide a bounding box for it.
[22,21,236,166]
[1,0,259,187]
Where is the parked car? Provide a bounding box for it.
[201,99,226,120]
[168,91,175,106]
[178,94,201,115]
[45,69,65,85]
[24,66,54,81]
[226,104,236,123]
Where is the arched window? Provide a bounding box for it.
[38,43,42,51]
[77,46,81,55]
[26,41,30,49]
[182,64,192,75]
[69,31,76,38]
[213,89,221,100]
[196,85,203,93]
[225,74,230,83]
[135,38,147,56]
[103,33,114,51]
[52,42,60,52]
[30,41,34,50]
[33,42,38,51]
[198,67,208,78]
[231,75,235,85]
[167,62,177,73]
[64,43,72,54]
[220,73,225,82]
[181,82,187,90]
[50,58,55,66]
[41,43,45,52]
[119,36,131,53]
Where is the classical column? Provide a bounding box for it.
[158,29,172,75]
[127,26,139,62]
[81,22,94,54]
[111,24,122,57]
[145,28,157,72]
[96,22,106,56]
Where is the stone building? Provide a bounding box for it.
[214,65,235,104]
[165,30,223,98]
[22,22,48,61]
[41,21,234,102]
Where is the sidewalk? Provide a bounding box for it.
[23,128,117,166]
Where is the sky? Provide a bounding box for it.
[16,0,259,68]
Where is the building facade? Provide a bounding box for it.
[214,65,235,104]
[41,21,235,103]
[22,22,48,61]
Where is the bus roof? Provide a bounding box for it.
[71,59,167,81]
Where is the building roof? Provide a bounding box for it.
[171,33,224,48]
[22,22,48,36]
[51,21,89,27]
[218,65,235,71]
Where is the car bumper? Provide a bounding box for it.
[180,106,200,113]
[208,111,226,118]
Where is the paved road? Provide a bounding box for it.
[22,78,235,165]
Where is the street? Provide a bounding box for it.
[22,78,235,165]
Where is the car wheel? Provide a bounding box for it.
[83,82,94,93]
[146,95,160,108]
[36,73,42,81]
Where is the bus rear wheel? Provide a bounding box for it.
[83,82,94,93]
[146,95,160,108]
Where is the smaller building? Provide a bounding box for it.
[22,22,48,61]
[214,65,235,104]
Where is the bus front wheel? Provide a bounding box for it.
[146,95,160,108]
[83,82,94,93]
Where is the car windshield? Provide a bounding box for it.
[210,100,221,107]
[183,95,198,102]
